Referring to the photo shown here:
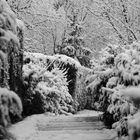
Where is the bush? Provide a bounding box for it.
[0,88,22,140]
[0,88,22,126]
[86,42,140,137]
[23,52,75,115]
[0,0,24,97]
[0,1,24,139]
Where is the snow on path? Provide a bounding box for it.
[26,129,116,140]
[74,109,103,117]
[9,110,116,140]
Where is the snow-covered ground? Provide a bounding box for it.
[74,109,103,117]
[8,110,116,140]
[24,129,116,140]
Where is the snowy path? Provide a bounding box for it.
[9,110,117,140]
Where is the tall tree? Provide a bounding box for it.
[87,0,140,44]
[53,0,93,67]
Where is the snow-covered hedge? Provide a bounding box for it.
[24,52,81,68]
[86,42,140,139]
[0,1,24,139]
[23,52,92,114]
[0,88,22,126]
[23,52,76,115]
[0,88,22,140]
[0,0,24,97]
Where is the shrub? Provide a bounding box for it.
[0,88,22,140]
[23,52,75,115]
[86,42,140,137]
[0,0,24,97]
[0,1,24,139]
[0,88,22,126]
[120,87,140,140]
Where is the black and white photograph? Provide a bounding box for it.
[0,0,140,139]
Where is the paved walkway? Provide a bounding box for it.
[9,110,117,140]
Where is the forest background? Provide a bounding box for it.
[8,0,140,57]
